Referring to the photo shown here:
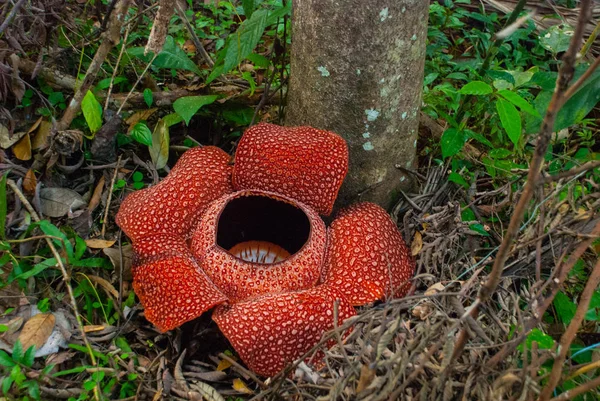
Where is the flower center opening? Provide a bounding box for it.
[217,194,311,264]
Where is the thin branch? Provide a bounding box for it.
[548,374,600,401]
[0,0,27,35]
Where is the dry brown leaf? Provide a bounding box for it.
[103,245,133,280]
[31,120,52,150]
[46,351,76,366]
[40,187,86,217]
[356,364,376,393]
[13,133,32,161]
[85,274,119,299]
[87,176,106,212]
[125,108,158,131]
[23,169,37,194]
[232,378,253,395]
[216,358,232,371]
[0,125,26,149]
[425,282,446,296]
[17,313,55,351]
[27,117,43,134]
[0,317,24,337]
[411,231,423,256]
[85,238,116,249]
[412,303,433,320]
[83,325,106,333]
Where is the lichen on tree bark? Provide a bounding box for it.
[286,0,428,211]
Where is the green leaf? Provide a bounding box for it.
[497,90,540,117]
[242,0,254,18]
[448,172,469,188]
[246,53,270,69]
[37,221,73,260]
[441,128,467,158]
[0,350,16,367]
[81,90,103,134]
[519,328,555,351]
[585,290,600,321]
[132,171,144,182]
[553,291,576,325]
[496,99,522,147]
[0,173,6,240]
[130,122,153,146]
[22,346,35,368]
[173,95,219,126]
[489,148,513,159]
[14,258,57,281]
[2,376,13,394]
[74,235,86,261]
[459,80,493,95]
[162,113,183,127]
[12,340,23,363]
[469,223,490,236]
[143,88,153,108]
[129,36,202,76]
[149,119,169,170]
[539,24,574,54]
[223,10,268,74]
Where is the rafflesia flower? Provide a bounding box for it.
[116,123,415,376]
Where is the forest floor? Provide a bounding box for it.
[0,1,599,400]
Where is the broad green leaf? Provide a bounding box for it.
[130,122,153,146]
[519,328,555,351]
[247,53,270,69]
[0,173,6,240]
[469,223,490,236]
[173,95,219,126]
[96,77,128,91]
[242,0,254,18]
[14,258,57,281]
[585,290,600,321]
[465,130,493,148]
[81,90,103,134]
[539,24,574,54]
[448,172,469,188]
[129,36,202,76]
[265,1,291,25]
[37,220,73,260]
[2,376,13,394]
[12,340,23,363]
[0,350,15,368]
[458,80,493,95]
[23,346,35,368]
[496,99,522,147]
[526,72,600,134]
[497,90,540,117]
[553,291,576,325]
[223,10,268,74]
[149,119,169,170]
[143,88,153,108]
[489,148,513,159]
[440,128,467,158]
[162,113,183,127]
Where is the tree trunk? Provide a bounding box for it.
[285,0,428,211]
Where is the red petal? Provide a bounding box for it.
[323,202,414,305]
[116,146,233,241]
[132,235,226,332]
[232,123,348,215]
[212,285,355,377]
[191,190,326,302]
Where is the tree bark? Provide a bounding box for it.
[285,0,428,211]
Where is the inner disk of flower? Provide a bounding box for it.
[217,194,310,264]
